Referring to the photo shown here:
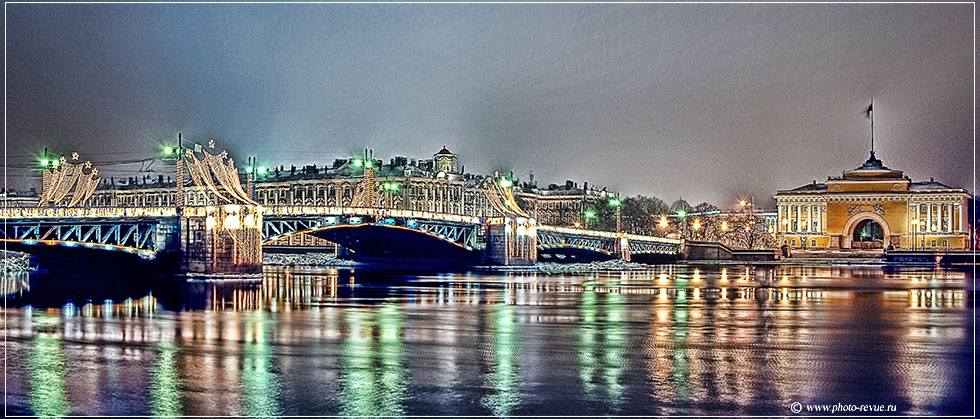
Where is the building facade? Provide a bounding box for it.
[775,152,970,250]
[80,147,614,230]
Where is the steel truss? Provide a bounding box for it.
[263,215,480,248]
[1,219,159,251]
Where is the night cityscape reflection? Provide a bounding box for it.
[2,266,973,416]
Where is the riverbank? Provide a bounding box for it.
[263,252,360,267]
[1,250,34,272]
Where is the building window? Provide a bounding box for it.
[811,240,816,247]
[931,240,936,247]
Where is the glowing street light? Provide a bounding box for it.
[257,166,268,174]
[658,215,668,228]
[40,159,49,167]
[608,198,621,207]
[352,158,363,167]
[721,220,728,231]
[693,219,702,231]
[584,211,596,219]
[164,146,174,155]
[499,178,513,188]
[245,166,253,174]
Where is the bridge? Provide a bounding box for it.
[1,205,681,273]
[2,142,680,274]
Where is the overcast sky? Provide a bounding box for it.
[4,3,973,207]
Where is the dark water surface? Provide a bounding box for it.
[2,264,974,416]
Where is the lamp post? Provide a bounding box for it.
[584,210,597,230]
[609,196,622,235]
[740,197,756,248]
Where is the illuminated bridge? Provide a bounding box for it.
[3,142,680,274]
[1,205,681,273]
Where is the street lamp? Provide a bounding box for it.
[609,197,622,234]
[584,210,596,230]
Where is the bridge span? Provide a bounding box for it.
[1,205,681,273]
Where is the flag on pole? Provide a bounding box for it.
[865,102,873,119]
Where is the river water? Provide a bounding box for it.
[2,264,974,416]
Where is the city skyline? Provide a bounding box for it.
[5,3,974,206]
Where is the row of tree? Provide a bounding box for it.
[573,195,777,249]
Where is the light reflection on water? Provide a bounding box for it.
[1,264,973,416]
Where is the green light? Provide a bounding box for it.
[245,166,253,174]
[390,183,398,191]
[257,167,267,174]
[584,211,596,219]
[40,159,49,167]
[365,160,373,169]
[51,160,60,168]
[608,199,621,207]
[676,210,686,218]
[499,178,513,188]
[353,159,363,167]
[383,183,391,190]
[164,146,174,155]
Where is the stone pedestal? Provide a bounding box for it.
[484,217,537,265]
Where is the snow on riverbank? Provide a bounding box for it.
[264,252,360,267]
[1,250,34,272]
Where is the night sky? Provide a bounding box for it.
[4,3,974,207]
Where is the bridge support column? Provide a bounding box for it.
[179,205,263,275]
[616,235,631,262]
[484,217,537,265]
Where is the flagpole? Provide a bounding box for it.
[870,98,874,154]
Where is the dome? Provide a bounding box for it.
[669,199,692,214]
[435,146,453,155]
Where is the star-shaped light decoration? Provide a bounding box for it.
[84,161,92,169]
[71,152,80,161]
[208,139,216,149]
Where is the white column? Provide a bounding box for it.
[807,204,813,232]
[947,203,953,233]
[795,204,801,233]
[927,203,932,232]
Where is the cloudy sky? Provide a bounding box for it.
[4,3,973,206]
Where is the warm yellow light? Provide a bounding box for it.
[739,200,746,206]
[658,216,668,228]
[244,214,256,229]
[205,216,217,230]
[721,221,728,231]
[693,219,702,230]
[224,215,241,230]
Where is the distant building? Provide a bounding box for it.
[516,180,614,227]
[1,188,39,208]
[81,146,616,229]
[775,151,970,250]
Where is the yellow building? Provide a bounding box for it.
[774,151,971,250]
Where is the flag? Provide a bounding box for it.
[865,102,873,119]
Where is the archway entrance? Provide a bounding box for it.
[851,219,884,249]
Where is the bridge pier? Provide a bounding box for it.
[484,217,537,265]
[178,205,263,275]
[615,235,631,262]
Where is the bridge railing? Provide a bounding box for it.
[261,206,483,225]
[1,207,178,219]
[536,224,681,244]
